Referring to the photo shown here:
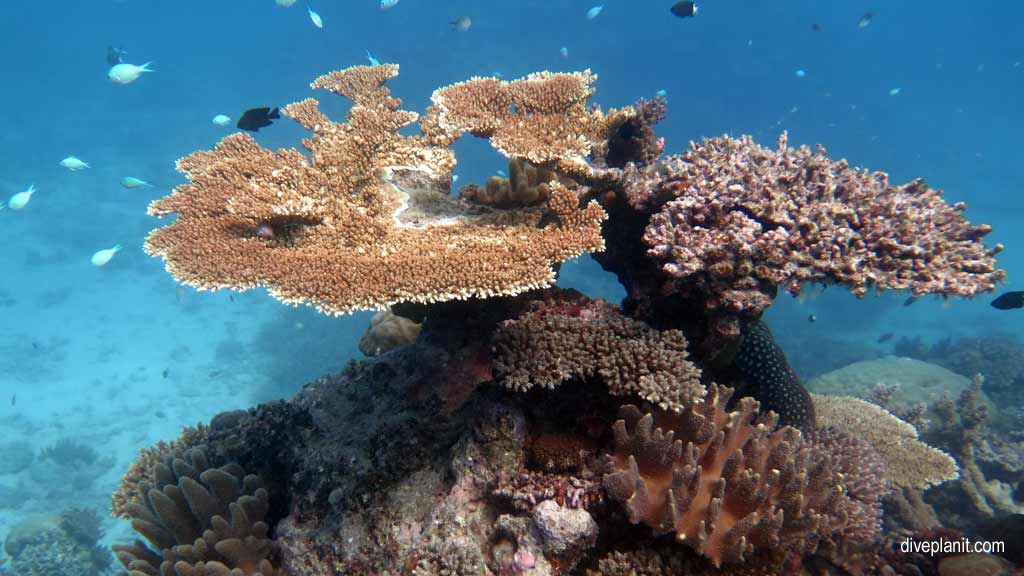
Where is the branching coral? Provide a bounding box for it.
[635,133,1004,339]
[112,446,277,576]
[420,69,634,182]
[811,393,958,490]
[491,291,704,412]
[145,65,607,315]
[602,385,883,567]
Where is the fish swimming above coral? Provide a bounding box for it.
[991,290,1024,310]
[235,106,280,132]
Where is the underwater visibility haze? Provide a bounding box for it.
[1,1,1023,575]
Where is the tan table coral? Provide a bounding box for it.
[145,65,609,315]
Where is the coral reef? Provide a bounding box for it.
[145,65,607,315]
[112,423,210,519]
[3,509,111,576]
[358,309,421,356]
[0,440,33,475]
[811,393,959,490]
[602,385,884,566]
[492,290,703,412]
[616,132,1003,345]
[894,334,1024,408]
[458,157,565,208]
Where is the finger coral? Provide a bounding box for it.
[811,393,959,489]
[145,64,607,315]
[421,69,635,182]
[636,133,1005,339]
[112,446,277,576]
[492,291,704,412]
[602,385,882,567]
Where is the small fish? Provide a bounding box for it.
[877,332,894,343]
[209,370,223,378]
[212,114,232,126]
[120,176,153,189]
[108,61,153,84]
[176,284,185,303]
[655,89,668,98]
[991,291,1024,310]
[794,69,807,78]
[162,368,169,378]
[308,6,323,28]
[585,5,603,19]
[807,314,817,323]
[812,23,822,32]
[450,15,472,31]
[380,0,399,8]
[366,50,380,66]
[903,296,918,307]
[858,12,873,28]
[8,184,36,210]
[10,394,15,406]
[888,87,902,96]
[276,0,297,6]
[670,1,698,18]
[91,245,122,267]
[155,410,167,419]
[229,294,235,302]
[236,107,280,132]
[559,46,568,58]
[106,45,127,66]
[60,156,90,170]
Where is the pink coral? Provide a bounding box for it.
[635,133,1004,337]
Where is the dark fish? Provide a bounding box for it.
[162,368,169,379]
[903,296,918,307]
[209,370,222,378]
[857,12,873,28]
[155,410,167,419]
[107,45,127,66]
[877,332,894,343]
[734,321,816,430]
[807,314,817,323]
[10,394,15,406]
[670,1,698,18]
[812,23,822,32]
[236,107,280,132]
[991,291,1024,310]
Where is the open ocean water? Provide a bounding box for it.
[1,1,1022,574]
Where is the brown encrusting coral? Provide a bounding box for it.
[145,64,607,315]
[112,446,276,576]
[601,385,884,567]
[358,309,421,356]
[492,290,704,412]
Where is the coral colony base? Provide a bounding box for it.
[110,65,1011,575]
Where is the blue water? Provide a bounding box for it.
[1,0,1021,564]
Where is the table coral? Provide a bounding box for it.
[633,132,1004,339]
[145,65,607,315]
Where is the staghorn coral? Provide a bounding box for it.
[112,446,277,576]
[420,69,634,182]
[636,133,1004,340]
[811,393,959,490]
[601,385,882,567]
[358,309,421,356]
[145,64,607,315]
[492,291,704,412]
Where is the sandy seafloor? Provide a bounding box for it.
[1,0,1023,561]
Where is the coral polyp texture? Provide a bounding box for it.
[144,64,608,315]
[492,290,704,412]
[420,69,635,181]
[633,132,1004,336]
[602,385,883,567]
[112,447,277,576]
